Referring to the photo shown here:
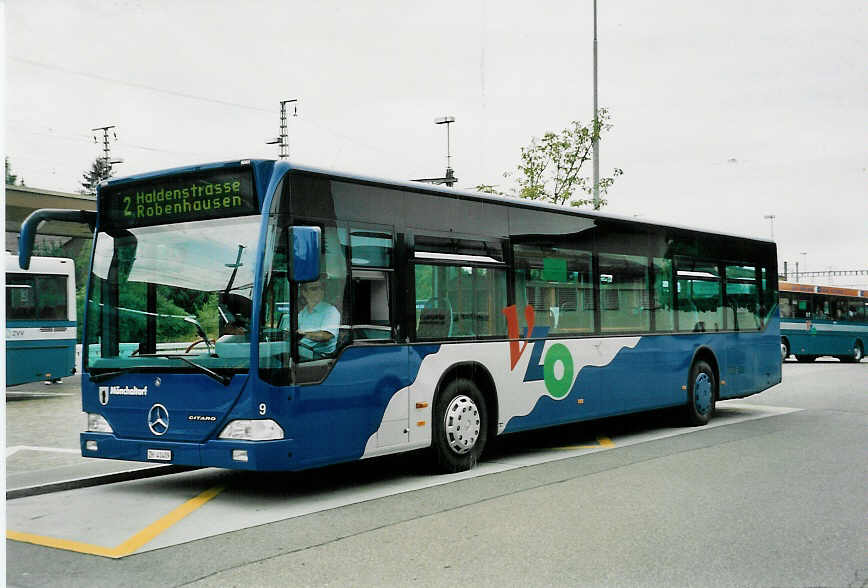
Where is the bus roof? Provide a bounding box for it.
[780,282,867,298]
[101,158,776,246]
[5,251,75,275]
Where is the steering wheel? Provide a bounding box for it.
[296,334,327,360]
[185,338,213,353]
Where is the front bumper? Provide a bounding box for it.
[80,433,298,471]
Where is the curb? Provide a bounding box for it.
[6,465,196,500]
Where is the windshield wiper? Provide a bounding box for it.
[90,368,138,383]
[137,354,232,386]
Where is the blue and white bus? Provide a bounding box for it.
[5,252,77,386]
[19,160,781,472]
[779,282,866,362]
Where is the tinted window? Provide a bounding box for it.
[779,294,794,318]
[513,243,593,335]
[350,226,393,268]
[676,259,722,332]
[599,253,650,333]
[296,225,349,362]
[6,275,36,319]
[847,298,867,321]
[414,264,507,339]
[814,296,833,320]
[725,264,761,331]
[792,294,812,319]
[6,274,67,320]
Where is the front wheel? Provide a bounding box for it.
[685,359,715,426]
[432,378,488,473]
[781,339,790,361]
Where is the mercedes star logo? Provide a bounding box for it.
[147,403,169,436]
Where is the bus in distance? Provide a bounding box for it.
[5,252,77,386]
[779,282,866,362]
[19,159,782,473]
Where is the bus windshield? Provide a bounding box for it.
[86,216,261,372]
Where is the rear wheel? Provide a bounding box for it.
[686,359,715,426]
[795,355,817,363]
[781,339,790,361]
[839,342,863,363]
[432,378,488,473]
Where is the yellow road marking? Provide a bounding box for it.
[556,436,615,450]
[7,484,225,559]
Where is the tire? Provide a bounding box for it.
[839,342,863,363]
[795,355,817,363]
[432,378,488,473]
[685,359,715,426]
[781,339,790,362]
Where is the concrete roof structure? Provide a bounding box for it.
[5,184,96,239]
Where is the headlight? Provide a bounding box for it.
[218,419,284,441]
[86,413,113,433]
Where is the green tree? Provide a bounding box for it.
[79,158,114,195]
[6,156,24,186]
[477,109,623,209]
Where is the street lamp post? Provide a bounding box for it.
[592,0,600,209]
[434,116,456,187]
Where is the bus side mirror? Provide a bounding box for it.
[19,209,96,270]
[291,226,321,283]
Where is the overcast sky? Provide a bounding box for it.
[5,0,867,285]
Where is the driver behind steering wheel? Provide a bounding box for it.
[297,276,340,360]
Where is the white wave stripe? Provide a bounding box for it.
[363,337,640,458]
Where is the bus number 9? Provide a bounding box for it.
[259,403,267,415]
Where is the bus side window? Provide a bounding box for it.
[779,295,793,318]
[513,243,593,335]
[36,275,68,320]
[6,275,36,320]
[349,226,394,342]
[351,270,392,341]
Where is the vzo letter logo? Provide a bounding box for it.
[502,304,574,399]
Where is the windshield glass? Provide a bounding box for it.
[86,216,261,371]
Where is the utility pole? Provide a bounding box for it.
[591,0,600,210]
[91,125,124,172]
[265,99,298,159]
[763,214,776,240]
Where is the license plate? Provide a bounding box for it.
[147,449,172,461]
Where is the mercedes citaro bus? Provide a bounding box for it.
[18,159,781,473]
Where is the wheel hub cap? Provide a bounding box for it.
[444,395,481,455]
[694,373,712,415]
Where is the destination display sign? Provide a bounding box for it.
[100,166,258,229]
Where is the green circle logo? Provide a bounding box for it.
[543,343,574,399]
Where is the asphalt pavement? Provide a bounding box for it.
[5,360,867,587]
[5,375,176,497]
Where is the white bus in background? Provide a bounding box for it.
[5,252,77,385]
